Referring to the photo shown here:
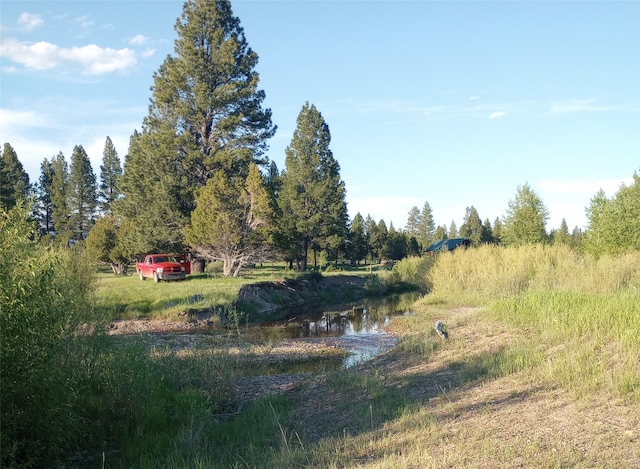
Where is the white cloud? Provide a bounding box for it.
[550,98,606,114]
[74,15,94,33]
[0,37,137,74]
[17,12,44,31]
[489,111,505,119]
[129,34,147,46]
[141,48,156,58]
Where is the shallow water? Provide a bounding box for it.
[251,292,419,367]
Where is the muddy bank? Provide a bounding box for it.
[109,274,373,335]
[235,273,371,317]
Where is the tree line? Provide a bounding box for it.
[1,0,638,276]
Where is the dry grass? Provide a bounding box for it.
[281,304,640,468]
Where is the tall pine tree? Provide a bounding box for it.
[98,136,122,214]
[0,143,31,211]
[118,0,275,251]
[417,201,436,249]
[49,152,72,245]
[35,159,55,236]
[459,206,484,245]
[68,145,97,241]
[278,103,348,271]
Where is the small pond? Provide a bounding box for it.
[251,292,419,367]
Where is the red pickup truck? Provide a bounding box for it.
[136,254,189,282]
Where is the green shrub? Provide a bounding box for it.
[1,203,100,466]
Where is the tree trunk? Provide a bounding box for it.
[191,258,205,274]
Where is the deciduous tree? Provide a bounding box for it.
[583,171,640,256]
[502,182,549,246]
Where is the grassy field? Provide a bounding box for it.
[5,241,639,468]
[95,264,286,320]
[97,246,639,468]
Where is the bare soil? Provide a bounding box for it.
[107,284,639,467]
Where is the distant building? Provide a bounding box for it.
[425,237,471,255]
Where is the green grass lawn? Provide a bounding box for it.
[95,263,298,319]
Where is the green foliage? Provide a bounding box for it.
[98,136,123,214]
[502,182,549,246]
[348,212,368,264]
[390,255,436,292]
[117,0,275,254]
[35,158,55,235]
[69,144,98,240]
[1,202,98,466]
[0,142,31,211]
[583,171,640,257]
[459,206,486,246]
[86,215,136,274]
[186,163,274,276]
[427,243,640,305]
[115,128,190,255]
[417,200,436,248]
[278,102,348,270]
[49,152,73,245]
[152,0,275,181]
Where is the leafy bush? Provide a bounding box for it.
[1,202,100,466]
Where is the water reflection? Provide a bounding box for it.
[253,292,419,367]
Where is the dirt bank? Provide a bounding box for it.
[235,273,370,316]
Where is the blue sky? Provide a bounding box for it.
[1,1,638,231]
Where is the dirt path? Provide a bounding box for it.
[286,306,640,468]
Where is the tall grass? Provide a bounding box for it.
[424,244,640,398]
[427,243,640,304]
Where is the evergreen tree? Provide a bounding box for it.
[407,236,421,257]
[68,145,97,240]
[85,215,136,275]
[482,218,494,244]
[459,206,484,245]
[405,206,420,240]
[36,159,55,236]
[364,214,376,262]
[147,0,275,186]
[186,162,273,276]
[492,217,504,244]
[417,201,436,248]
[369,219,388,263]
[385,223,406,260]
[448,220,458,238]
[433,225,447,242]
[98,136,122,214]
[0,143,31,210]
[118,0,275,251]
[49,152,72,245]
[502,182,549,246]
[116,129,189,255]
[349,212,368,265]
[552,218,571,245]
[277,103,348,271]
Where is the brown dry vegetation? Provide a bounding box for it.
[281,304,639,468]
